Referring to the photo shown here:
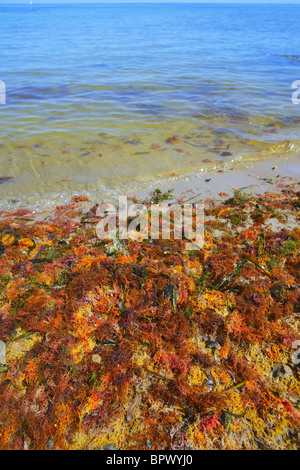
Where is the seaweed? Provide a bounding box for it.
[0,186,300,450]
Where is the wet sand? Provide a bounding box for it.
[0,151,299,214]
[134,155,300,204]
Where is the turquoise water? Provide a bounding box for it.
[0,3,299,207]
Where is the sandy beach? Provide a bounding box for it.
[134,154,300,203]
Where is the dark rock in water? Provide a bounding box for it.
[221,152,232,157]
[166,135,180,144]
[0,176,14,184]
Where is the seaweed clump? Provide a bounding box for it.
[0,185,300,450]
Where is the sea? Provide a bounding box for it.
[0,3,299,209]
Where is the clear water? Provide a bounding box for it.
[0,3,300,208]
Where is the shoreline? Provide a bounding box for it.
[134,155,300,205]
[1,154,299,214]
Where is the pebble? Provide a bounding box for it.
[272,364,293,380]
[101,443,117,450]
[166,135,180,144]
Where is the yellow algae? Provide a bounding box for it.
[5,329,42,363]
[187,365,207,388]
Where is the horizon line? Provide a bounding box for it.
[2,1,300,3]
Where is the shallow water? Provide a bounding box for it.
[0,3,300,209]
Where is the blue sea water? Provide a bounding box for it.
[0,3,299,206]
